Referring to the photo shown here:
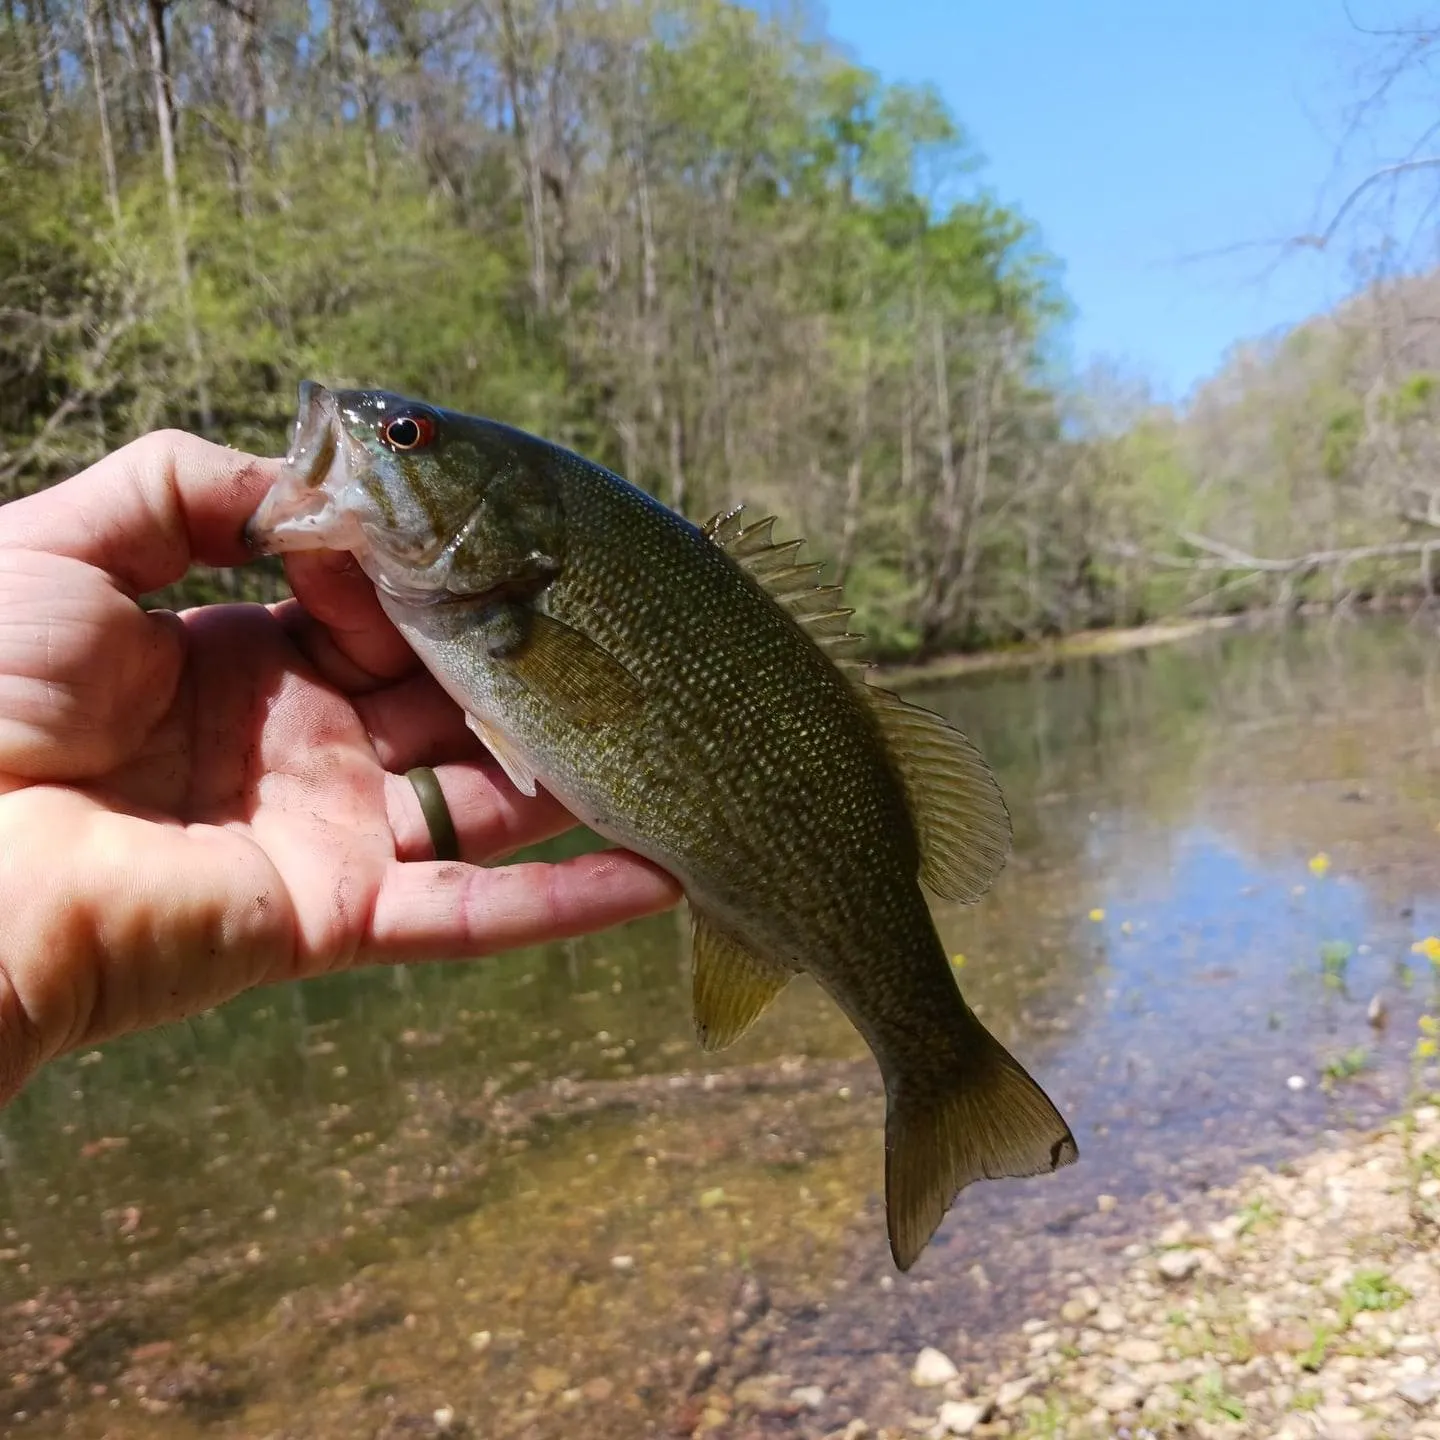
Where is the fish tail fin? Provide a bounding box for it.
[884,1008,1077,1272]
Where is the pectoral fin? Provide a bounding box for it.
[859,684,1012,903]
[690,908,794,1051]
[499,610,645,729]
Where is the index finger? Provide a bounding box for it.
[0,430,283,598]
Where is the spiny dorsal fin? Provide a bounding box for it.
[702,504,868,677]
[859,684,1012,903]
[702,505,1010,901]
[691,907,794,1051]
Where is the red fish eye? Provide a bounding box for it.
[382,414,435,451]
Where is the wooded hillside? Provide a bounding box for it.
[3,0,1438,650]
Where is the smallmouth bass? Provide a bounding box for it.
[246,381,1078,1270]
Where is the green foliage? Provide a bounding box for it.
[1177,1372,1246,1423]
[9,0,1440,651]
[1322,402,1364,481]
[1338,1267,1409,1325]
[1300,1325,1334,1372]
[1386,370,1437,422]
[1320,1046,1368,1088]
[1320,939,1353,989]
[1235,1198,1278,1235]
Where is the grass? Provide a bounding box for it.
[1016,1398,1069,1438]
[1321,1046,1371,1090]
[1319,939,1353,990]
[1177,1371,1246,1424]
[1300,1324,1335,1372]
[1338,1268,1409,1327]
[1299,1269,1411,1371]
[1235,1198,1278,1235]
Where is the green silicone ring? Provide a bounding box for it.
[406,766,460,863]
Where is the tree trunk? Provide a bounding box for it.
[82,0,123,227]
[919,314,963,645]
[145,0,212,431]
[837,333,870,582]
[499,0,548,313]
[949,346,1005,632]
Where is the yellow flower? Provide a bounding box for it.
[951,953,966,969]
[1416,1038,1439,1061]
[1308,852,1331,877]
[1411,936,1440,963]
[1419,1015,1439,1036]
[1088,908,1105,923]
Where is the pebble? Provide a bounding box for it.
[1115,1338,1164,1364]
[433,1407,456,1433]
[936,1400,988,1435]
[912,1347,960,1387]
[1157,1248,1200,1281]
[790,1385,825,1410]
[994,1376,1036,1412]
[734,1376,780,1409]
[1314,1402,1372,1439]
[833,1103,1440,1439]
[1096,1382,1143,1413]
[609,1254,635,1272]
[1399,1373,1440,1409]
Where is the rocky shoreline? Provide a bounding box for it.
[829,1099,1440,1440]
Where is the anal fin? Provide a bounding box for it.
[691,908,793,1051]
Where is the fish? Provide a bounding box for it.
[245,380,1078,1270]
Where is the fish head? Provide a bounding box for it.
[246,380,566,605]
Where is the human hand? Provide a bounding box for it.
[0,431,681,1104]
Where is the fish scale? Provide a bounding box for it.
[246,379,1079,1270]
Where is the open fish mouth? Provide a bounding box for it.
[244,380,359,555]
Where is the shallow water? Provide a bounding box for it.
[4,618,1440,1438]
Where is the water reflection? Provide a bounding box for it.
[4,618,1440,1436]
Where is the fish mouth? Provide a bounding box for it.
[244,380,357,555]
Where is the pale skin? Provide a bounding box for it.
[0,430,682,1106]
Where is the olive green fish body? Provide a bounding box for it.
[384,464,905,932]
[247,382,1078,1270]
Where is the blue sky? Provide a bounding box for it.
[818,0,1440,405]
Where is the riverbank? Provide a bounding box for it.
[837,1095,1440,1440]
[875,617,1246,688]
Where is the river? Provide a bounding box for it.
[3,618,1440,1438]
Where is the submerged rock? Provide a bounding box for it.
[912,1347,960,1387]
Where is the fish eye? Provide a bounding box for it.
[381,414,435,451]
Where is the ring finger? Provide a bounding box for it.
[384,762,584,866]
